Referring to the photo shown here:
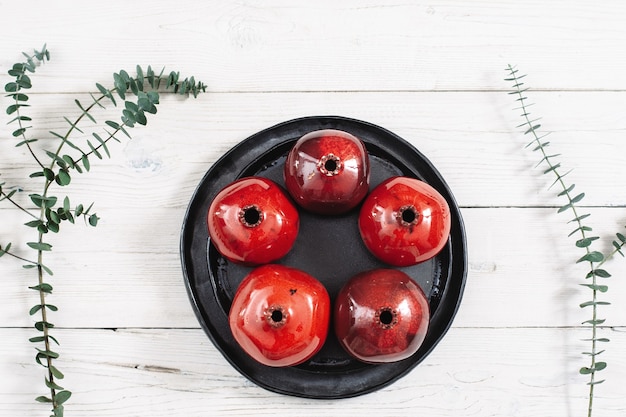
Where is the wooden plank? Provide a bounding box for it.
[2,207,625,329]
[2,327,625,416]
[1,91,626,209]
[1,1,626,92]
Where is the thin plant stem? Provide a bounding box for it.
[0,190,39,219]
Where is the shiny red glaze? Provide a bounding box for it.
[207,177,299,265]
[358,176,451,266]
[334,269,430,364]
[229,264,331,367]
[284,129,370,214]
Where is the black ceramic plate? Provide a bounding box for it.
[181,116,467,399]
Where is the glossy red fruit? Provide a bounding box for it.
[207,177,299,265]
[229,264,331,367]
[334,269,430,364]
[358,176,451,266]
[284,129,370,214]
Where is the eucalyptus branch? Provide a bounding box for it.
[505,65,622,417]
[2,45,206,417]
[5,45,50,168]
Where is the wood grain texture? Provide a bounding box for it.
[1,1,626,92]
[2,1,626,416]
[2,328,625,417]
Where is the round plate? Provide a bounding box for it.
[180,116,467,399]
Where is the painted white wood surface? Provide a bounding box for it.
[1,1,626,416]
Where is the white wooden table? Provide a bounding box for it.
[2,1,625,416]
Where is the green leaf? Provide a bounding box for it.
[14,93,29,101]
[146,90,159,104]
[579,366,592,375]
[543,162,560,174]
[24,220,44,228]
[89,92,106,109]
[96,82,116,106]
[580,283,609,292]
[29,336,45,343]
[6,104,18,115]
[0,242,11,257]
[125,100,139,113]
[82,154,91,171]
[138,95,155,112]
[29,305,42,315]
[87,140,103,159]
[47,220,60,234]
[45,151,67,169]
[122,108,136,125]
[588,379,606,386]
[46,208,60,224]
[568,226,593,237]
[74,99,96,123]
[34,321,54,331]
[43,168,55,181]
[16,138,38,147]
[105,120,121,130]
[63,116,84,133]
[577,251,604,264]
[129,78,140,95]
[29,283,53,293]
[92,133,111,157]
[576,236,599,248]
[137,110,147,125]
[113,72,127,99]
[48,334,60,346]
[582,349,606,356]
[35,396,52,403]
[49,365,64,379]
[582,318,607,325]
[36,347,60,359]
[27,242,52,251]
[558,203,573,213]
[119,125,131,139]
[586,269,611,278]
[119,69,130,82]
[40,264,54,276]
[580,300,611,308]
[5,82,19,92]
[147,65,155,88]
[56,390,72,405]
[55,170,71,186]
[44,195,57,208]
[17,74,32,88]
[136,65,144,85]
[45,377,64,391]
[8,115,32,123]
[84,202,95,214]
[571,192,585,203]
[12,127,28,137]
[89,214,99,226]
